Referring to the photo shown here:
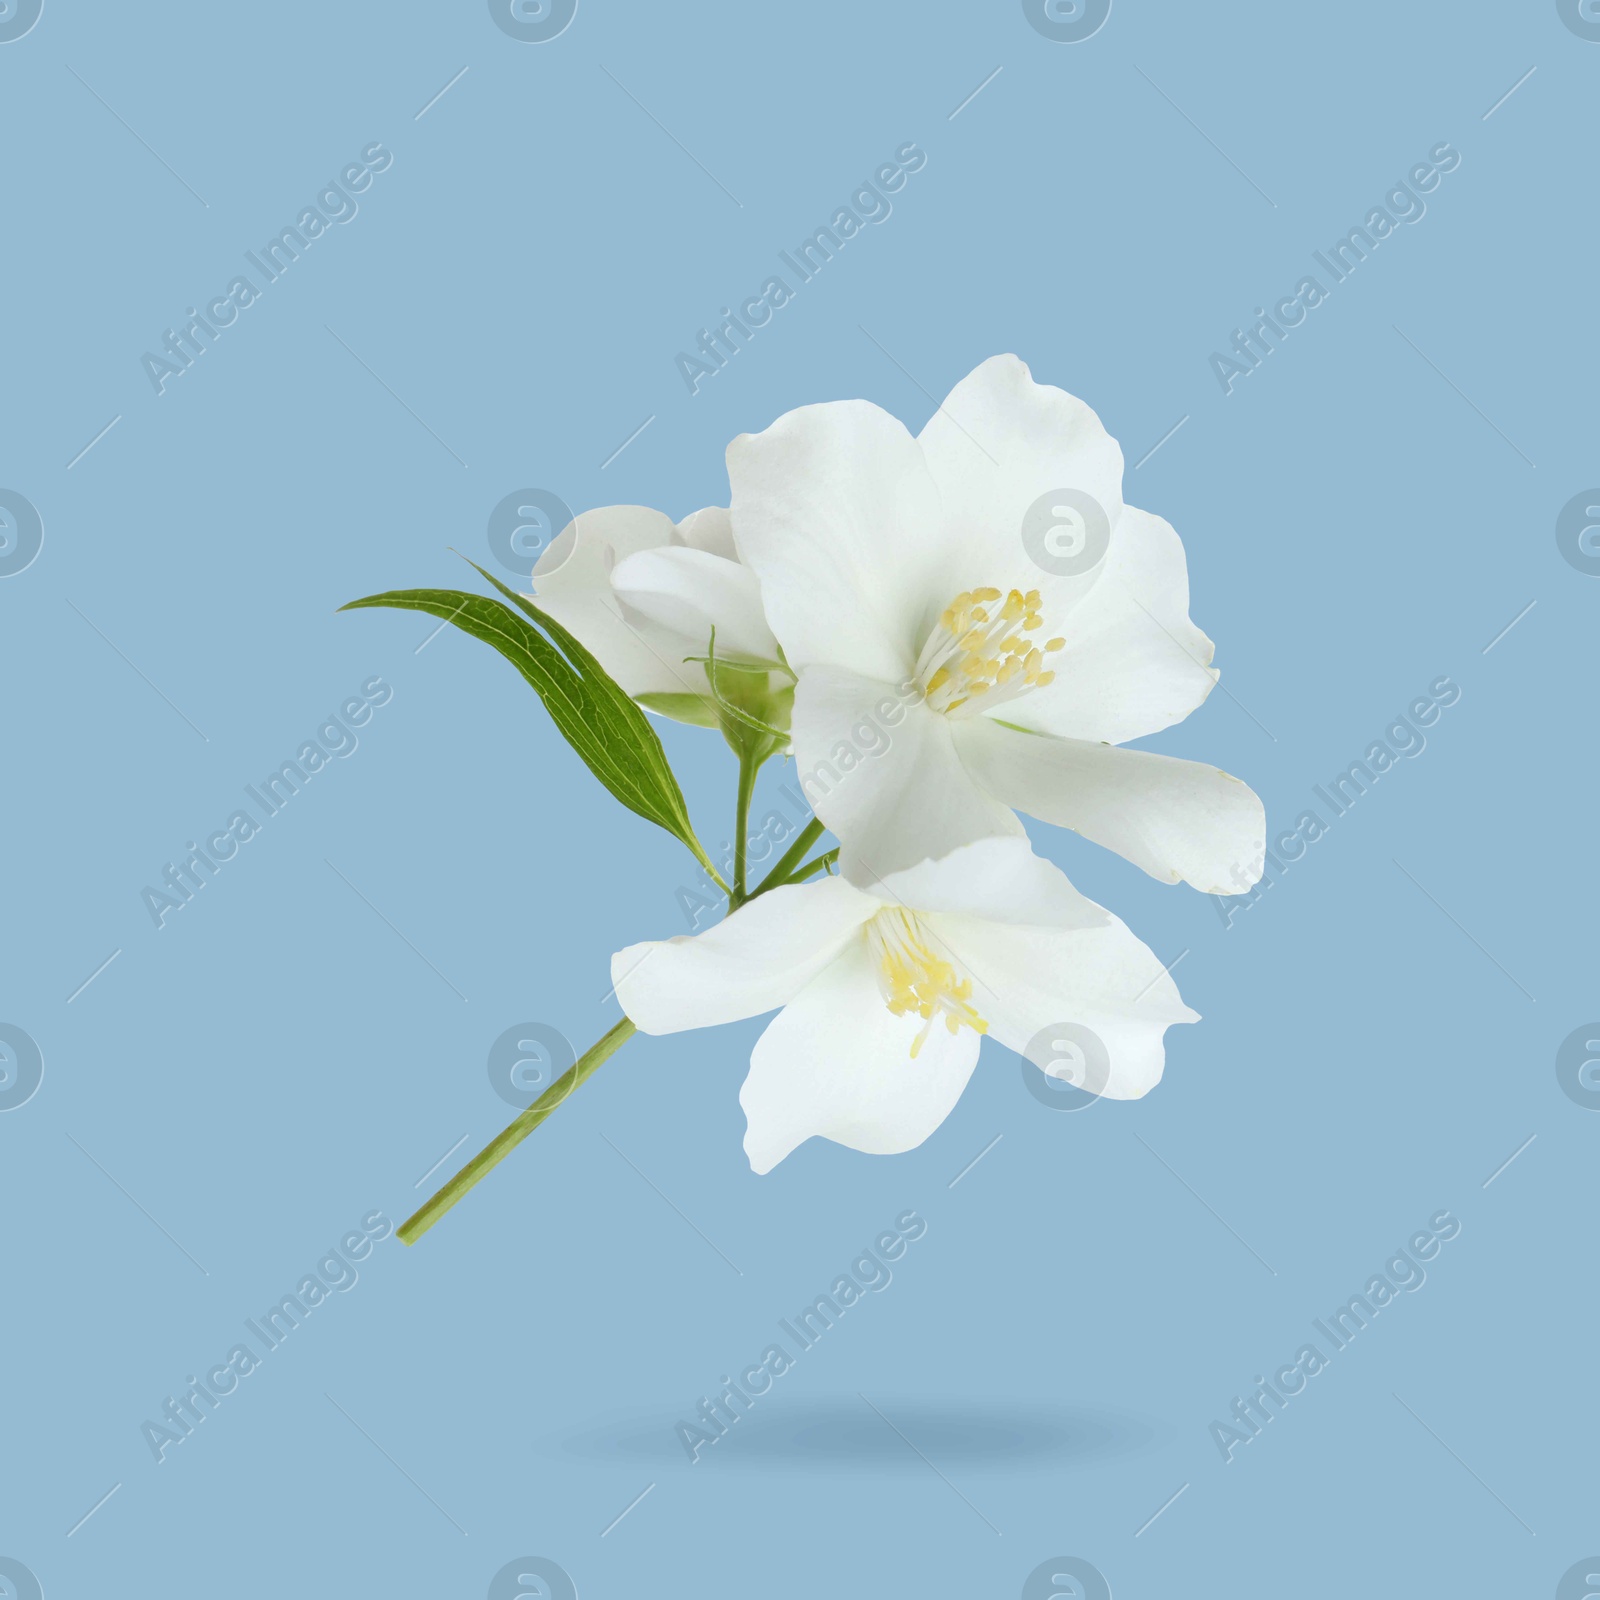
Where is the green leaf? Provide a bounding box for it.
[341,582,718,878]
[457,559,723,855]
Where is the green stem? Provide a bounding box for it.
[397,1016,636,1245]
[784,847,838,884]
[751,816,825,897]
[732,748,759,903]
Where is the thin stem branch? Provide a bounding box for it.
[784,847,838,884]
[751,816,825,897]
[732,749,759,903]
[398,1017,636,1245]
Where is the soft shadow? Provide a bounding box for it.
[555,1397,1157,1472]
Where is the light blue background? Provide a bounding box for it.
[2,3,1594,1595]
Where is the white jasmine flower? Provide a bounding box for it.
[726,355,1265,890]
[612,838,1196,1173]
[532,505,786,729]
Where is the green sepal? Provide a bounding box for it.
[636,692,722,729]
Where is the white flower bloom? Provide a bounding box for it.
[726,355,1265,891]
[612,838,1196,1173]
[531,504,784,728]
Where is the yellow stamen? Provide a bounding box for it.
[917,584,1069,717]
[868,908,989,1057]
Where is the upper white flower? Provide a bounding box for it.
[531,504,785,729]
[613,837,1196,1173]
[726,355,1265,891]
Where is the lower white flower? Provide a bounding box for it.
[531,504,785,730]
[611,838,1196,1173]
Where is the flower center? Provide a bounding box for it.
[867,907,989,1058]
[916,587,1065,716]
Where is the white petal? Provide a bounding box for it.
[612,876,877,1035]
[530,506,705,698]
[676,505,739,560]
[611,545,780,665]
[740,942,981,1173]
[916,354,1127,624]
[1007,505,1219,744]
[728,399,949,682]
[869,837,1109,930]
[927,906,1197,1101]
[791,666,1021,881]
[956,718,1266,893]
[533,504,674,580]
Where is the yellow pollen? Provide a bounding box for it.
[917,584,1066,715]
[868,908,989,1058]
